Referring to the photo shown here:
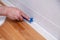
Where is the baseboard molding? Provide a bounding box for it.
[1,0,58,40]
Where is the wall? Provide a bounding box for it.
[1,0,60,40]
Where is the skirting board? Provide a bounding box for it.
[1,0,58,40]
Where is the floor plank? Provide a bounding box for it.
[0,18,46,40]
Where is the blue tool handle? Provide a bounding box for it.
[23,17,33,23]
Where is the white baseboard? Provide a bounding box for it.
[1,0,58,40]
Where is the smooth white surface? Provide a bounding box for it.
[0,16,6,26]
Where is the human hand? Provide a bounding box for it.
[2,6,30,21]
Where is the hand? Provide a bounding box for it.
[2,6,30,21]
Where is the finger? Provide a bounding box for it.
[14,16,19,21]
[7,16,15,20]
[19,15,23,21]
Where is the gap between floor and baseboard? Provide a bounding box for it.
[1,0,58,40]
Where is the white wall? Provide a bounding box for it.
[2,0,60,40]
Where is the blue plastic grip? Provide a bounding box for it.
[29,18,33,23]
[23,17,33,23]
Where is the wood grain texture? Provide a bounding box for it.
[0,1,46,40]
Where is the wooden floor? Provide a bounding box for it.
[0,1,46,40]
